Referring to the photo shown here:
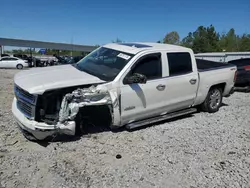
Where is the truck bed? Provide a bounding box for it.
[196,59,235,72]
[193,59,236,106]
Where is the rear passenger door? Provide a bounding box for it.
[163,52,199,112]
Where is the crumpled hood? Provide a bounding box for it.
[14,64,106,94]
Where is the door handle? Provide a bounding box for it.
[189,79,197,85]
[156,84,166,91]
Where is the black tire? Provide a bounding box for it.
[74,112,92,136]
[200,87,222,113]
[16,64,23,69]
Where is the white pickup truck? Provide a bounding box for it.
[12,43,237,140]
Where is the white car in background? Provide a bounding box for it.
[0,57,29,69]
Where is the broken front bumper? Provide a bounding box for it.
[12,98,76,140]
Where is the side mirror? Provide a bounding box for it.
[124,73,147,84]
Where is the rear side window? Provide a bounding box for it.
[167,52,192,76]
[131,53,162,80]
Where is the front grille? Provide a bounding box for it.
[14,85,36,104]
[14,85,37,119]
[17,100,33,118]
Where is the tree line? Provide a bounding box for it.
[159,25,250,53]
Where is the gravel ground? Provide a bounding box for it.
[0,69,249,188]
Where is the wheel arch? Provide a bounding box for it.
[199,83,224,113]
[209,82,226,93]
[16,63,23,69]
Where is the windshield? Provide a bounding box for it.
[74,47,134,81]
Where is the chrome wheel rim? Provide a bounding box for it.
[209,89,221,109]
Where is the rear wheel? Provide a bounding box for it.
[201,87,222,113]
[16,64,23,69]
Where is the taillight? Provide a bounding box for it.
[234,71,237,82]
[244,65,250,71]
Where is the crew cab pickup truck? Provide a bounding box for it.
[12,42,237,140]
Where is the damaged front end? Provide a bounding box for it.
[59,86,112,123]
[14,85,120,140]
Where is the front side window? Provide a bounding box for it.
[167,52,192,76]
[130,53,162,80]
[75,47,134,81]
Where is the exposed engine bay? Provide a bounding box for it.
[34,84,120,135]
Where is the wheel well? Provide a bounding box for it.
[210,83,226,93]
[75,105,112,133]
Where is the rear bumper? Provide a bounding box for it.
[23,63,29,68]
[12,98,76,140]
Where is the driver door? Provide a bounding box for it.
[120,52,168,125]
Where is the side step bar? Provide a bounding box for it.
[126,108,197,130]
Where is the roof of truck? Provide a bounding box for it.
[103,42,191,55]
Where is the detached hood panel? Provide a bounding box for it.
[14,65,106,94]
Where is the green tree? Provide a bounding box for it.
[238,34,250,51]
[181,25,220,53]
[223,28,238,51]
[192,26,208,53]
[218,32,227,51]
[181,32,193,48]
[163,31,180,44]
[206,25,220,52]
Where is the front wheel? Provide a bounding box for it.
[200,87,222,113]
[16,64,23,69]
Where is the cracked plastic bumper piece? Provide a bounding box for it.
[12,98,76,140]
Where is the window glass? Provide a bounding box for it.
[131,54,162,80]
[75,47,134,81]
[1,57,11,61]
[167,52,192,76]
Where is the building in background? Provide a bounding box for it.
[195,52,250,63]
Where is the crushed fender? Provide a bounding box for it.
[58,85,120,127]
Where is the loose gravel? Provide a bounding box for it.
[0,69,249,188]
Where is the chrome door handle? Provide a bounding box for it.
[156,84,166,91]
[189,79,197,85]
